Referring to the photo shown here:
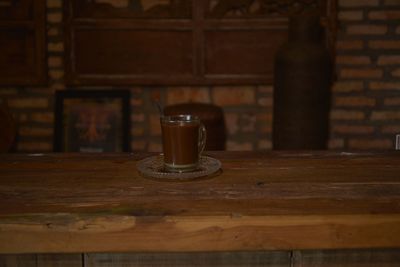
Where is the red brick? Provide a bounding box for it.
[384,97,400,106]
[382,125,400,134]
[384,0,400,5]
[28,87,53,94]
[369,40,400,50]
[0,88,18,95]
[339,11,363,21]
[213,86,255,106]
[330,110,365,120]
[225,113,239,135]
[17,142,52,152]
[130,88,143,94]
[336,55,371,65]
[47,0,62,8]
[369,10,400,20]
[333,125,375,134]
[150,89,162,103]
[50,83,65,91]
[48,56,62,67]
[226,141,253,151]
[130,98,143,106]
[49,70,64,80]
[131,140,146,151]
[131,114,145,122]
[349,139,393,149]
[336,40,364,50]
[8,98,48,109]
[332,81,364,92]
[131,127,145,137]
[19,127,52,137]
[340,68,383,79]
[258,85,273,94]
[18,114,28,123]
[148,142,162,152]
[371,111,400,120]
[149,114,161,136]
[259,124,272,134]
[47,13,62,23]
[166,87,210,105]
[257,113,272,133]
[31,112,54,123]
[48,27,59,37]
[241,113,256,132]
[257,140,272,150]
[369,82,400,90]
[48,42,64,52]
[339,0,379,7]
[258,97,273,107]
[377,55,400,65]
[347,25,388,35]
[328,139,345,149]
[335,96,376,107]
[256,113,273,122]
[391,68,400,77]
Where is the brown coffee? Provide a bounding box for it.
[161,121,199,165]
[160,115,206,173]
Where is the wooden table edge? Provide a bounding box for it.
[1,213,400,254]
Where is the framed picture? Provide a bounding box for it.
[54,90,130,152]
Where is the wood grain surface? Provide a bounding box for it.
[0,151,400,253]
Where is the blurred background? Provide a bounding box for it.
[0,0,399,153]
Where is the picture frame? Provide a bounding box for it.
[54,90,130,152]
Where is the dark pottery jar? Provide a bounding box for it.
[273,15,332,150]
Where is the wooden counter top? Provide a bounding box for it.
[0,151,400,254]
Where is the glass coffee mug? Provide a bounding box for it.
[161,115,206,173]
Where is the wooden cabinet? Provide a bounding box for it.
[64,0,336,86]
[0,0,46,85]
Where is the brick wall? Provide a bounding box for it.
[331,0,400,150]
[0,0,399,152]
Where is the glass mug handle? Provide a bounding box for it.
[198,123,207,155]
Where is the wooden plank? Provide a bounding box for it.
[0,254,82,267]
[204,29,287,76]
[1,152,400,253]
[1,214,400,253]
[292,249,400,267]
[0,255,36,267]
[1,152,400,216]
[37,254,83,267]
[73,29,193,76]
[85,251,290,267]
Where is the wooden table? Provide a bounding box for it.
[1,151,400,266]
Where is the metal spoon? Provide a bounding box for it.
[154,101,164,118]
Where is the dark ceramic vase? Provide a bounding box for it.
[273,15,332,150]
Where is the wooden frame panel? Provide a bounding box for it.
[0,0,46,86]
[64,0,336,86]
